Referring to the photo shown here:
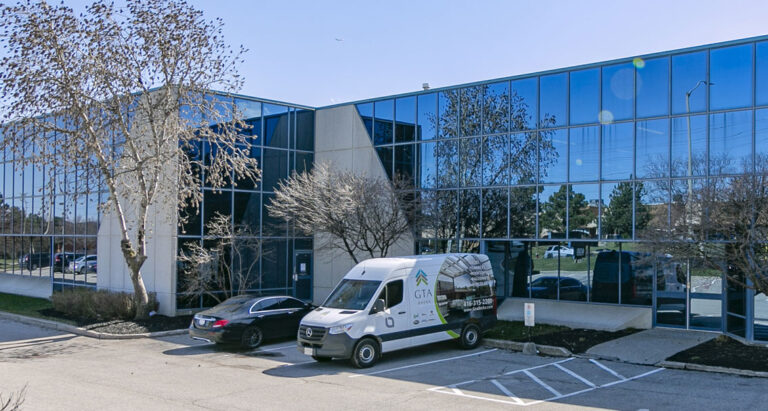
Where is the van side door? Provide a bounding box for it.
[371,276,411,352]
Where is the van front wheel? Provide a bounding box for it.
[351,338,379,368]
[459,324,481,349]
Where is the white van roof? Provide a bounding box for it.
[343,253,485,282]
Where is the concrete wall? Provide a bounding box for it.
[0,273,52,299]
[497,297,652,331]
[312,105,414,303]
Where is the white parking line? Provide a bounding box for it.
[428,358,665,407]
[257,344,297,353]
[523,369,561,397]
[349,348,498,378]
[554,363,597,388]
[589,359,626,380]
[490,379,525,405]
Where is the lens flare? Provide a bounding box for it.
[599,110,614,125]
[633,57,645,69]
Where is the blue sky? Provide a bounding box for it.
[68,0,768,107]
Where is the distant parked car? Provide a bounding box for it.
[189,295,313,348]
[528,276,588,300]
[53,252,83,272]
[69,255,97,274]
[543,246,574,259]
[20,253,51,271]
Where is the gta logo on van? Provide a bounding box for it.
[415,270,428,286]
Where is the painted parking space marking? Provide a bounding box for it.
[256,344,297,353]
[428,357,664,407]
[589,359,626,380]
[349,348,498,378]
[490,379,525,405]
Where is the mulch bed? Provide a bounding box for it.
[39,308,192,334]
[485,321,640,353]
[525,328,639,354]
[668,336,768,372]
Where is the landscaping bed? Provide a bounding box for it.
[667,336,768,373]
[1,292,191,334]
[485,320,639,353]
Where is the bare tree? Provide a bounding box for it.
[0,0,259,319]
[178,212,261,304]
[0,384,26,411]
[267,162,417,264]
[641,156,768,296]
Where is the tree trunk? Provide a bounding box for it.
[130,267,151,320]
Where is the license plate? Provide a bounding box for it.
[303,347,314,356]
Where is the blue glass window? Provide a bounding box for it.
[636,57,669,118]
[436,139,458,188]
[570,68,600,125]
[461,138,482,186]
[356,103,373,137]
[710,44,753,110]
[710,110,752,175]
[417,93,437,140]
[482,134,508,186]
[460,86,482,137]
[394,144,415,184]
[509,132,537,185]
[376,146,393,179]
[263,104,289,148]
[757,109,768,162]
[438,91,458,139]
[374,100,393,145]
[418,142,437,188]
[540,73,567,128]
[569,126,599,182]
[672,51,708,114]
[757,42,768,106]
[511,77,537,130]
[602,63,634,121]
[636,119,669,178]
[395,96,416,143]
[602,122,634,180]
[540,129,567,183]
[483,81,509,134]
[295,110,314,151]
[671,115,706,177]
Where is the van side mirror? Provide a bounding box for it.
[370,299,385,314]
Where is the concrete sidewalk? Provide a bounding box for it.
[586,328,717,365]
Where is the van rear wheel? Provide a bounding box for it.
[351,337,379,368]
[459,324,481,349]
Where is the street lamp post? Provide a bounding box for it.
[684,80,713,208]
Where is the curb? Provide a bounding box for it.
[657,360,768,378]
[0,310,188,340]
[484,338,572,357]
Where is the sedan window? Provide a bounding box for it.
[279,298,305,309]
[257,298,280,311]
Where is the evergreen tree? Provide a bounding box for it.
[603,181,650,238]
[539,185,591,235]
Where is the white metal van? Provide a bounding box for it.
[296,253,497,368]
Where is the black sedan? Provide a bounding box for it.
[189,295,313,348]
[528,276,588,301]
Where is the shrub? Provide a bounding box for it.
[51,289,158,321]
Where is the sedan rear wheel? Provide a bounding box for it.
[241,326,264,349]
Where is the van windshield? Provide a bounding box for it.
[323,279,381,310]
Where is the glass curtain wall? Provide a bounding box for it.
[355,37,766,340]
[177,98,314,309]
[0,122,102,290]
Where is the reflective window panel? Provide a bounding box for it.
[540,73,567,128]
[602,122,634,181]
[636,119,669,179]
[569,126,599,182]
[511,77,538,131]
[417,93,437,140]
[570,68,600,125]
[672,51,708,114]
[709,44,753,110]
[709,110,752,175]
[602,63,634,122]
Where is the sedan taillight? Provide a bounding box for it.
[212,319,229,328]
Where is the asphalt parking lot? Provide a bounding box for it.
[1,319,766,410]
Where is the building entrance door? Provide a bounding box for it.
[654,258,723,331]
[293,250,312,301]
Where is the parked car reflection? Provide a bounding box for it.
[189,295,313,348]
[528,276,588,301]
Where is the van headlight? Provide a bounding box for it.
[328,323,353,335]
